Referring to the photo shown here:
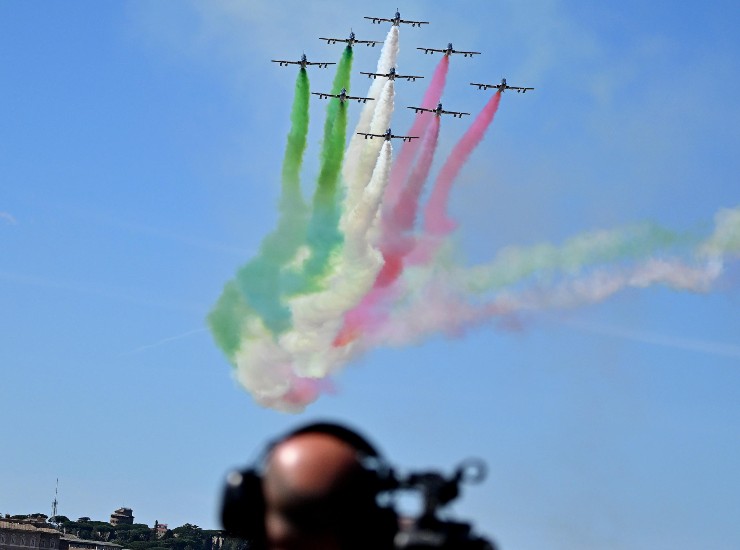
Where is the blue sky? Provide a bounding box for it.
[1,1,738,549]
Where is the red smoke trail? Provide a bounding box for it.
[384,56,450,210]
[333,118,442,347]
[424,91,502,235]
[378,115,442,285]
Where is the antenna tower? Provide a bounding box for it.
[51,479,58,522]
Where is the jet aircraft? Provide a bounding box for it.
[319,30,381,48]
[357,128,419,142]
[470,78,534,93]
[407,103,470,118]
[359,67,424,82]
[312,88,374,104]
[417,43,480,57]
[364,10,429,27]
[271,53,335,69]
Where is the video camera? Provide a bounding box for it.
[390,458,496,550]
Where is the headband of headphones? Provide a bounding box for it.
[220,421,396,546]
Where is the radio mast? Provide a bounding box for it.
[51,479,59,523]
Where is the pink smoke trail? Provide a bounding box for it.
[383,56,450,210]
[424,91,502,236]
[379,115,442,285]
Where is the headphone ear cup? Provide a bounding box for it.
[220,468,266,545]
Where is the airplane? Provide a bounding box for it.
[271,53,335,69]
[470,78,534,93]
[319,30,381,48]
[417,43,481,57]
[407,102,470,118]
[312,87,374,104]
[357,128,419,142]
[359,67,424,82]
[364,10,429,27]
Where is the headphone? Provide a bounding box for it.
[220,422,398,549]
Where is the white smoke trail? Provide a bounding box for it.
[359,207,740,348]
[364,256,723,348]
[341,80,396,227]
[283,142,394,378]
[342,26,399,205]
[230,144,395,411]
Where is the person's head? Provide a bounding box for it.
[221,422,397,550]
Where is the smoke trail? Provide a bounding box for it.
[459,223,699,293]
[281,69,311,196]
[379,115,442,285]
[384,56,450,210]
[289,48,353,294]
[286,142,394,377]
[333,116,444,347]
[424,91,502,235]
[234,143,395,409]
[386,207,740,346]
[362,212,738,349]
[209,69,311,339]
[343,27,400,210]
[341,80,396,227]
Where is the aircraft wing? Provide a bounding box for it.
[357,131,385,139]
[346,94,374,103]
[453,50,481,57]
[470,82,496,90]
[311,92,339,99]
[399,19,429,27]
[319,37,344,44]
[305,61,335,68]
[272,59,300,66]
[361,71,424,81]
[396,73,424,82]
[417,47,446,54]
[354,39,381,46]
[407,106,435,114]
[364,16,392,24]
[390,133,419,142]
[441,109,470,117]
[506,85,535,93]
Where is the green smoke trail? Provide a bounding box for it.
[459,222,702,293]
[208,69,311,343]
[281,68,311,200]
[287,47,353,294]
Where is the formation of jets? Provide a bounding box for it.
[360,67,424,82]
[312,87,374,104]
[320,30,381,48]
[357,128,419,142]
[274,12,536,114]
[271,53,334,69]
[408,103,470,118]
[365,10,429,27]
[417,43,481,57]
[470,78,535,93]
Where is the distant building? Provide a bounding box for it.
[0,518,61,550]
[59,536,121,550]
[153,524,167,540]
[107,510,132,527]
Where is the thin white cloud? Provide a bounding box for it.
[561,318,740,361]
[124,328,209,355]
[1,212,17,225]
[0,269,203,313]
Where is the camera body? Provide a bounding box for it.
[391,459,496,550]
